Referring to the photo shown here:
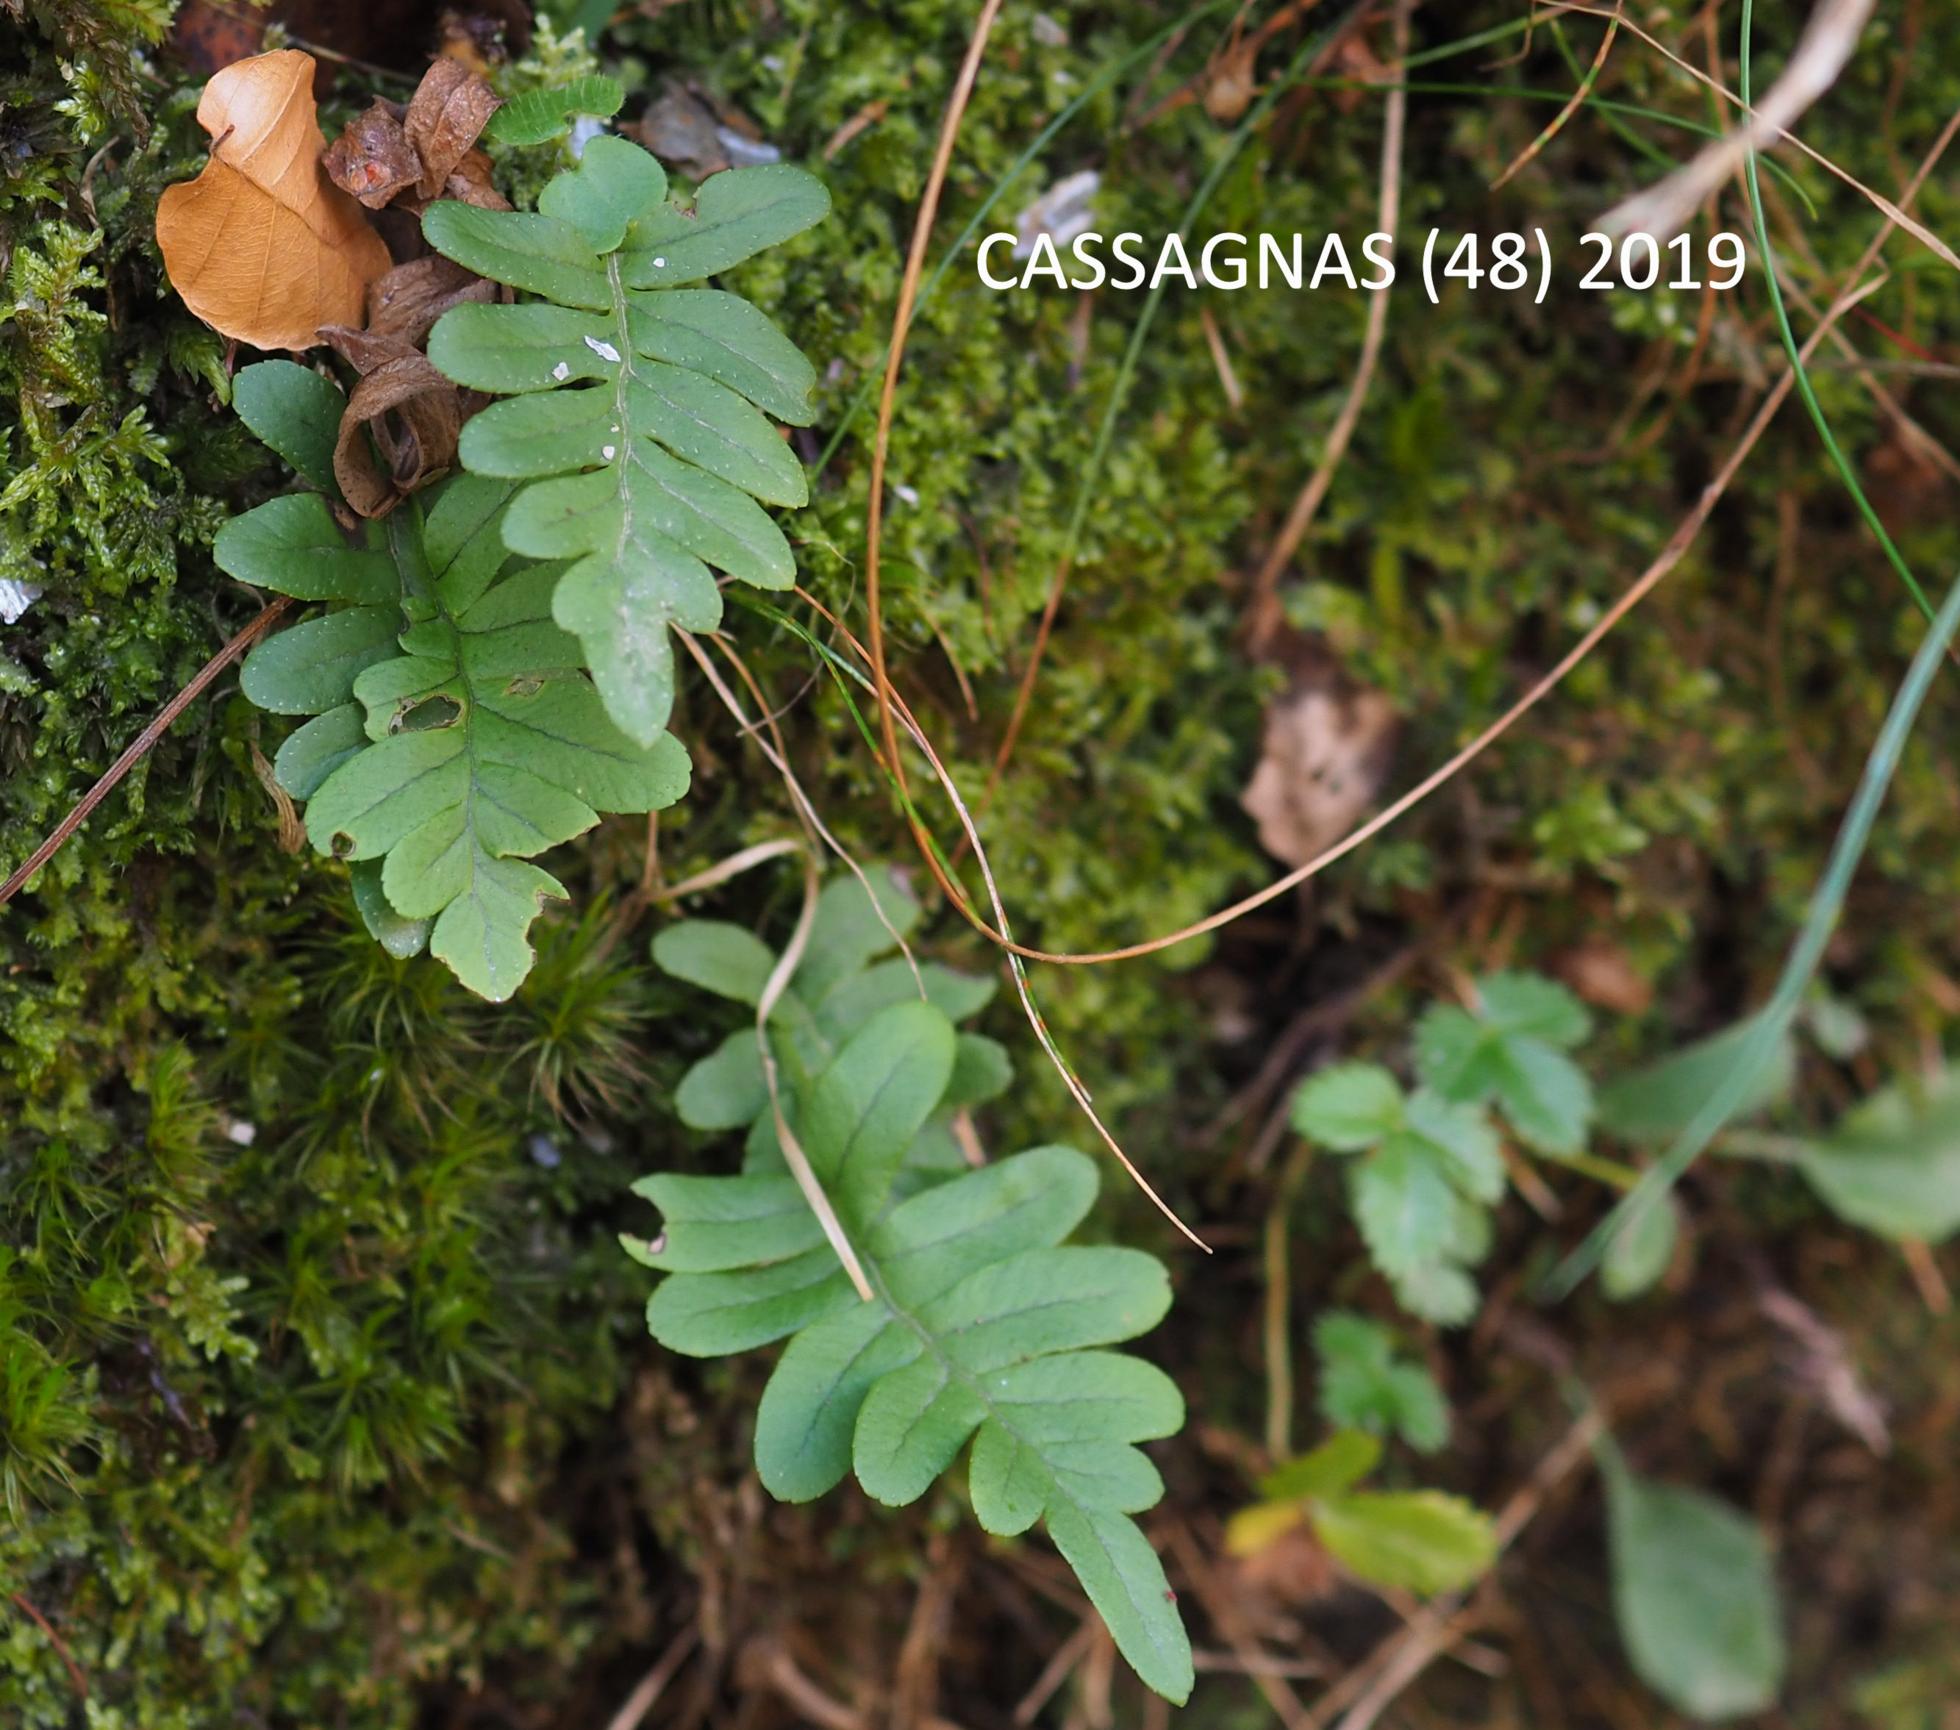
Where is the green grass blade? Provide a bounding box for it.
[1546,571,1960,1297]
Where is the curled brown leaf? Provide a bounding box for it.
[404,57,502,199]
[321,326,470,517]
[322,57,504,215]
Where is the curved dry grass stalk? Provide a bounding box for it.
[1491,1,1622,190]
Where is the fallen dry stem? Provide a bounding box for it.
[1547,0,1960,272]
[0,596,292,909]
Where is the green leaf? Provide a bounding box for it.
[633,1171,825,1272]
[1314,1313,1450,1453]
[1259,1429,1381,1500]
[1476,972,1591,1045]
[1046,1500,1193,1705]
[423,205,610,309]
[1351,1138,1458,1277]
[1598,1018,1796,1142]
[1387,1261,1480,1327]
[1313,1489,1497,1594]
[1293,1062,1404,1151]
[639,1117,1189,1700]
[482,75,626,148]
[241,607,398,716]
[945,1033,1012,1109]
[1602,1447,1785,1718]
[652,920,778,1004]
[232,360,343,495]
[795,868,922,1001]
[1601,1189,1681,1300]
[299,483,690,1000]
[630,292,819,425]
[214,494,395,603]
[798,1001,955,1218]
[349,858,430,960]
[616,163,831,288]
[1795,1069,1960,1243]
[675,1031,768,1131]
[1403,1088,1505,1203]
[426,137,826,746]
[273,704,367,800]
[1415,974,1595,1154]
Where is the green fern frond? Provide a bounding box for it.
[222,362,691,1000]
[628,994,1193,1703]
[654,869,1011,1171]
[423,135,828,746]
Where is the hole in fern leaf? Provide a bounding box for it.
[393,694,463,733]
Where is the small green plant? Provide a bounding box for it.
[220,138,826,998]
[1226,1430,1496,1596]
[635,876,1192,1703]
[1314,1312,1448,1452]
[656,868,1008,1158]
[1291,1056,1504,1325]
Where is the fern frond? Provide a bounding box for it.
[655,869,1010,1168]
[423,136,828,746]
[628,996,1194,1703]
[223,362,690,999]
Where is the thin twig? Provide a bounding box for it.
[8,1594,88,1701]
[1545,0,1960,271]
[0,597,292,908]
[606,1624,702,1730]
[1490,1,1621,189]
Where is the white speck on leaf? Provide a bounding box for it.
[602,444,616,460]
[551,361,570,381]
[652,256,666,269]
[584,335,622,363]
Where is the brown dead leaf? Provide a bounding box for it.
[323,58,506,216]
[638,83,731,179]
[1241,678,1398,869]
[441,147,511,212]
[366,255,496,347]
[404,56,502,199]
[1556,936,1654,1016]
[324,100,422,210]
[156,50,393,351]
[321,326,468,517]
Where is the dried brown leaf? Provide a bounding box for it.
[323,100,421,210]
[366,255,496,346]
[155,50,393,351]
[441,147,512,212]
[321,326,466,517]
[404,56,502,199]
[1241,680,1398,869]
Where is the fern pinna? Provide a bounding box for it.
[634,880,1195,1703]
[424,136,827,747]
[221,363,690,999]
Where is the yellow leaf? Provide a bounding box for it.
[156,50,392,352]
[1223,1499,1306,1558]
